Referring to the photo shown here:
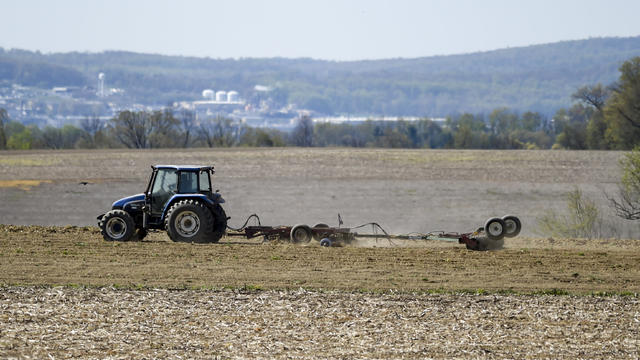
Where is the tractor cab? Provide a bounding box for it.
[145,165,221,225]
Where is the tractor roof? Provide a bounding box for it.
[152,165,214,172]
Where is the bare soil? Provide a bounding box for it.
[1,225,638,293]
[1,148,639,359]
[0,148,631,236]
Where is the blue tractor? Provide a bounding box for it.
[97,165,227,243]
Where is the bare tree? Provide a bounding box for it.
[41,127,63,149]
[178,109,196,148]
[80,116,103,138]
[110,109,179,149]
[148,109,180,148]
[291,115,314,147]
[111,110,152,149]
[572,84,609,112]
[608,188,640,220]
[80,115,103,147]
[607,148,640,220]
[199,116,238,147]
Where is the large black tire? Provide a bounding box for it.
[99,210,136,242]
[502,215,522,238]
[210,204,227,243]
[165,200,216,243]
[290,224,313,244]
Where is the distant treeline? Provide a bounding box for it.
[0,108,550,150]
[2,36,640,116]
[1,56,639,151]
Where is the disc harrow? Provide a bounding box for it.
[226,214,521,251]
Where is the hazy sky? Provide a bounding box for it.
[1,0,640,60]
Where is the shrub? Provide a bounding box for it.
[608,147,640,220]
[537,188,603,239]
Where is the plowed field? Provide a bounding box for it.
[1,225,639,293]
[1,148,639,358]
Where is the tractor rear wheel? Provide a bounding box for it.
[210,204,227,243]
[165,200,215,243]
[100,210,135,242]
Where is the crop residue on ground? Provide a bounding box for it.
[1,287,638,359]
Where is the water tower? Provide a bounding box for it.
[98,73,105,97]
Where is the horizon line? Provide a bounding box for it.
[1,35,638,63]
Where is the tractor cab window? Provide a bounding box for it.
[199,170,211,192]
[178,172,198,193]
[150,169,178,215]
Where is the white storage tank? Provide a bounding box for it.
[227,91,239,102]
[215,91,227,102]
[202,89,214,99]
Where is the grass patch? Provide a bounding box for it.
[0,158,61,166]
[0,179,53,191]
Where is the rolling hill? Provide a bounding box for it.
[1,36,639,116]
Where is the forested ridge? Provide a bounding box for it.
[1,36,640,116]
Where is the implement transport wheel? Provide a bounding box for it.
[312,223,329,240]
[165,200,215,243]
[100,210,135,242]
[290,224,313,244]
[320,238,333,247]
[502,215,522,238]
[484,217,506,241]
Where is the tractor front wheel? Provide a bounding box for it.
[100,210,136,242]
[165,200,215,243]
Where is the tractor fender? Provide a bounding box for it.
[160,194,224,221]
[210,192,225,204]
